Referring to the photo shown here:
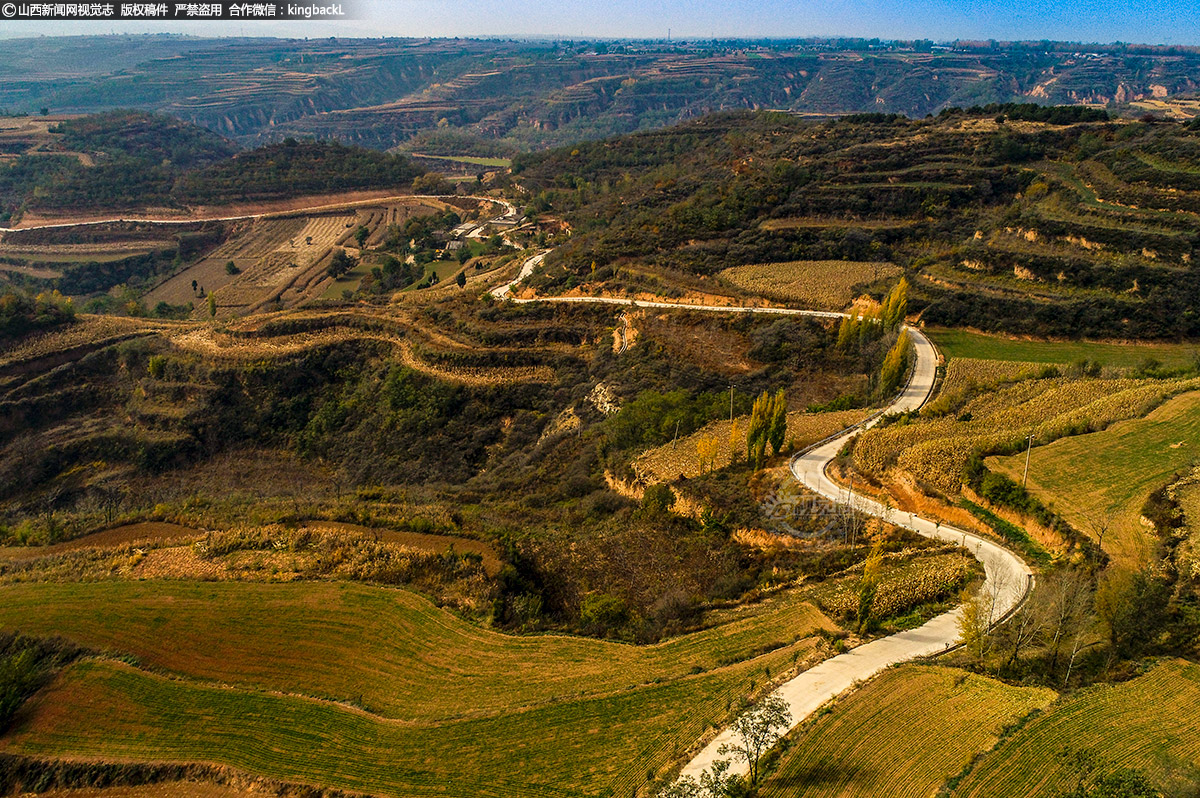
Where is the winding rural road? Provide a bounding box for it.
[492,252,1033,786]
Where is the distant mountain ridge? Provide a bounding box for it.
[5,36,1200,153]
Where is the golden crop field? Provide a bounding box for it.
[954,659,1200,797]
[854,373,1200,495]
[817,552,975,620]
[719,260,901,309]
[990,390,1200,566]
[758,665,1055,798]
[635,409,868,483]
[942,358,1045,391]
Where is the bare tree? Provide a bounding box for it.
[999,597,1042,670]
[1037,569,1094,672]
[718,693,793,785]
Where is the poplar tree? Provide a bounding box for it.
[767,389,788,455]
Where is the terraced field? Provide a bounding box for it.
[758,666,1055,798]
[140,198,450,318]
[719,261,900,310]
[855,372,1200,495]
[0,580,833,722]
[953,659,1200,797]
[990,390,1200,566]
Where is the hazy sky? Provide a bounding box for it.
[2,0,1199,44]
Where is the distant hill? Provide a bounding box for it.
[0,111,421,220]
[6,36,1200,154]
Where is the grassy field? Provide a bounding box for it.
[719,260,900,309]
[953,659,1200,797]
[0,580,833,723]
[759,665,1055,798]
[927,328,1199,369]
[320,258,372,299]
[991,390,1200,566]
[3,647,792,798]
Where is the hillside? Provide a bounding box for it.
[514,106,1200,339]
[7,36,1200,154]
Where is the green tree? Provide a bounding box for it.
[1095,566,1168,659]
[0,647,41,733]
[958,589,992,665]
[767,389,788,455]
[658,760,739,798]
[327,248,357,278]
[147,354,167,379]
[642,482,676,515]
[224,260,240,275]
[747,390,773,467]
[878,330,910,397]
[354,225,370,248]
[206,291,217,318]
[882,277,909,330]
[455,270,467,288]
[836,312,860,351]
[718,693,793,785]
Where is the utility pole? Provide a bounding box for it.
[1022,431,1036,488]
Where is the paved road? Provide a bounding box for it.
[678,326,1032,784]
[488,268,1033,785]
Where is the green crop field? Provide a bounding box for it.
[320,260,372,299]
[926,328,1199,370]
[2,649,790,798]
[953,659,1200,797]
[0,580,833,723]
[990,390,1200,566]
[759,666,1055,798]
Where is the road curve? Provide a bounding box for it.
[489,261,1032,786]
[678,325,1032,783]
